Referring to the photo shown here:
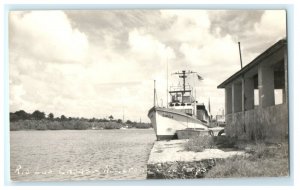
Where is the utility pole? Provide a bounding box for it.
[154,80,156,107]
[238,42,246,133]
[238,42,243,69]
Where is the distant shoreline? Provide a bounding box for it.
[10,120,152,131]
[10,128,153,131]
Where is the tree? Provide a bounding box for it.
[100,118,108,122]
[13,110,30,120]
[61,115,67,120]
[109,115,114,121]
[126,120,133,125]
[48,113,54,120]
[10,113,19,122]
[32,110,45,120]
[117,119,123,123]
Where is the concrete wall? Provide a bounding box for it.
[225,104,288,142]
[222,41,288,143]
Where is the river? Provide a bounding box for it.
[10,129,156,181]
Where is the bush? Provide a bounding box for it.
[10,119,129,130]
[10,122,21,131]
[47,121,62,130]
[185,136,216,152]
[213,136,237,148]
[182,134,289,178]
[133,123,152,129]
[103,121,122,129]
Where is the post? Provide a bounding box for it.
[258,65,275,108]
[225,86,232,114]
[238,42,245,132]
[238,42,243,69]
[154,80,156,107]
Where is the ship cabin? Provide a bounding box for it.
[168,84,195,116]
[168,84,210,124]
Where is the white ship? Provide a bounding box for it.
[148,70,211,140]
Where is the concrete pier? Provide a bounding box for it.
[147,140,245,179]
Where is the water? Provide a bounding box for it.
[10,129,156,181]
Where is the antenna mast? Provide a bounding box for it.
[166,57,169,108]
[172,70,196,94]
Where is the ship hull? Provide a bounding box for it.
[148,107,209,140]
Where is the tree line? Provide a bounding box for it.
[10,110,152,131]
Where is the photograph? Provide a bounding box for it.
[8,9,289,182]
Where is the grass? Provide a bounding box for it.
[184,135,216,152]
[205,141,289,178]
[184,135,289,178]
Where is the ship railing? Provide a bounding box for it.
[169,85,192,92]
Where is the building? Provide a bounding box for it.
[217,39,288,142]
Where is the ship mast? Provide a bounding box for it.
[172,70,196,95]
[181,70,187,93]
[166,58,169,107]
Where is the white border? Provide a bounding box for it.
[1,0,299,189]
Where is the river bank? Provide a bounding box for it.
[146,137,289,179]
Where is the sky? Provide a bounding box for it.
[9,10,286,122]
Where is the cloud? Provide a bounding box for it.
[9,10,287,121]
[65,10,174,52]
[209,10,264,39]
[128,29,176,74]
[208,10,286,64]
[10,11,88,63]
[129,29,166,58]
[9,11,89,116]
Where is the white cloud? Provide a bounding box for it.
[9,11,90,116]
[128,29,176,61]
[9,10,287,121]
[10,11,88,63]
[237,10,286,64]
[179,35,240,69]
[254,10,286,40]
[160,10,211,44]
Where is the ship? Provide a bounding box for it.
[148,70,212,140]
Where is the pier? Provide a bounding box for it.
[146,139,246,179]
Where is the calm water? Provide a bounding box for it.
[10,129,155,181]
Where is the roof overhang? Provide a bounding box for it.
[217,39,287,89]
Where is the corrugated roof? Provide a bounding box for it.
[217,39,287,88]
